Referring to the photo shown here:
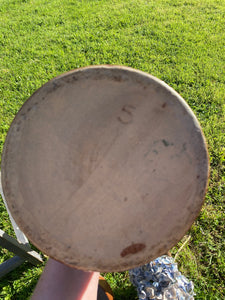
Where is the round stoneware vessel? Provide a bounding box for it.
[1,66,209,272]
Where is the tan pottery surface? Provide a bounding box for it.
[1,66,209,271]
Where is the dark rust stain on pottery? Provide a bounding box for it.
[121,243,146,257]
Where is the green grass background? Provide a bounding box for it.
[0,0,224,299]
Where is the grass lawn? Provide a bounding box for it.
[0,0,224,299]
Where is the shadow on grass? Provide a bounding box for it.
[0,261,43,300]
[1,258,138,299]
[113,284,138,300]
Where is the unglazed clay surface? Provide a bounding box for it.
[1,66,209,271]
